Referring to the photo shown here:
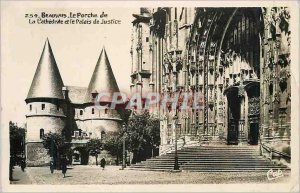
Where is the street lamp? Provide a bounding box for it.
[121,123,127,170]
[173,114,179,170]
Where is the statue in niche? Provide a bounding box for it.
[273,93,280,104]
[176,55,183,71]
[163,53,171,74]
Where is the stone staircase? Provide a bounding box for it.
[128,145,290,172]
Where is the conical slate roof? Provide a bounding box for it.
[26,39,64,100]
[85,48,120,103]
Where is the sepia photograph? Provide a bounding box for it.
[1,1,299,192]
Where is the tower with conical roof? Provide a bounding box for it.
[82,48,122,139]
[25,40,124,165]
[25,39,66,166]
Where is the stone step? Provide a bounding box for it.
[136,161,278,166]
[176,150,259,152]
[181,169,290,172]
[128,145,287,172]
[162,155,261,158]
[165,153,261,156]
[142,158,268,161]
[141,159,270,164]
[131,164,287,168]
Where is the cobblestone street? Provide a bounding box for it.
[11,166,290,185]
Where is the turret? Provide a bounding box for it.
[25,39,66,165]
[83,48,122,139]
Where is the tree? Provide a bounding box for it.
[87,138,103,165]
[9,121,26,164]
[42,132,72,169]
[126,111,160,163]
[103,131,123,165]
[145,117,160,158]
[9,121,25,180]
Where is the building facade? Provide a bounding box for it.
[130,8,291,158]
[25,39,123,166]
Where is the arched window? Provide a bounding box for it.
[92,108,94,114]
[104,108,108,114]
[40,128,44,139]
[80,110,83,115]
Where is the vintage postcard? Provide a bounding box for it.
[1,0,299,192]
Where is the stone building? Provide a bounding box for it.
[130,8,291,159]
[25,39,123,166]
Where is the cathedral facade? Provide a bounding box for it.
[130,7,291,160]
[25,39,122,166]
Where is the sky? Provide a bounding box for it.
[1,2,139,125]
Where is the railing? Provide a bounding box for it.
[261,143,291,164]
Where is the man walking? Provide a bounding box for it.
[61,156,67,178]
[50,158,55,174]
[100,158,106,170]
[20,159,26,172]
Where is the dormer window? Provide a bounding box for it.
[42,104,45,110]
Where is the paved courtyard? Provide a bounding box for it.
[11,165,290,185]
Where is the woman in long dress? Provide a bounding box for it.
[61,157,67,178]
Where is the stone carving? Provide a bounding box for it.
[176,55,183,71]
[173,20,178,36]
[220,49,236,67]
[264,7,290,40]
[248,97,260,116]
[238,84,245,98]
[279,68,290,83]
[273,93,280,104]
[163,53,171,74]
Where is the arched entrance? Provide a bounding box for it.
[71,147,89,165]
[225,81,260,145]
[220,8,262,145]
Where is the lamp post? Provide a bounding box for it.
[121,123,126,170]
[173,114,179,170]
[169,49,181,171]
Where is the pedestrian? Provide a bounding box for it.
[100,158,106,170]
[50,159,55,174]
[21,159,26,172]
[61,156,67,178]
